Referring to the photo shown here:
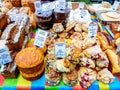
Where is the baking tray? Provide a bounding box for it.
[96,10,120,24]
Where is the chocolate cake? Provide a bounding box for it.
[36,10,53,30]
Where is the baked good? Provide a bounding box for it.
[97,32,113,50]
[46,67,61,85]
[101,1,111,8]
[63,70,78,86]
[97,68,115,84]
[36,10,53,30]
[1,22,25,51]
[15,47,45,80]
[80,57,95,69]
[78,67,97,88]
[0,51,19,78]
[0,12,8,31]
[53,23,64,33]
[2,0,13,10]
[105,49,120,75]
[48,59,75,73]
[11,0,21,7]
[74,23,82,32]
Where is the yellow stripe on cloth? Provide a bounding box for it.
[17,74,31,86]
[91,15,96,19]
[97,22,108,34]
[98,81,109,90]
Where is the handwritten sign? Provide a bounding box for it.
[55,42,66,58]
[34,29,48,48]
[0,46,12,65]
[88,22,98,37]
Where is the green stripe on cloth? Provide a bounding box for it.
[16,74,31,90]
[98,81,109,90]
[45,86,58,90]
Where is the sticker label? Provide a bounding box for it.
[112,1,119,10]
[34,1,41,14]
[79,2,85,9]
[55,42,66,58]
[88,22,98,37]
[0,46,12,65]
[34,29,48,48]
[116,42,120,54]
[56,0,66,10]
[80,10,87,18]
[118,24,120,32]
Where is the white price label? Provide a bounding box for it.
[112,1,119,10]
[55,42,66,58]
[118,24,120,31]
[42,2,56,10]
[0,46,12,65]
[88,22,98,37]
[56,1,66,10]
[116,42,120,54]
[34,29,48,48]
[34,1,41,13]
[80,10,87,18]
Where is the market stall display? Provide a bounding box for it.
[0,0,120,90]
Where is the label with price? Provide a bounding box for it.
[112,1,119,10]
[88,22,98,37]
[55,42,66,58]
[0,46,12,65]
[56,0,66,10]
[34,1,41,14]
[34,29,48,48]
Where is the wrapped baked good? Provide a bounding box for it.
[78,67,97,88]
[0,12,8,31]
[15,47,45,80]
[63,70,78,86]
[11,0,21,7]
[80,57,95,69]
[2,0,13,10]
[105,49,120,75]
[46,67,61,85]
[97,32,113,50]
[47,59,75,73]
[97,68,115,84]
[0,51,19,78]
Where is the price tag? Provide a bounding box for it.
[112,1,120,10]
[34,29,48,48]
[0,46,12,65]
[56,0,66,10]
[55,42,66,58]
[116,42,120,54]
[80,10,87,18]
[88,22,98,37]
[34,1,41,14]
[118,24,120,31]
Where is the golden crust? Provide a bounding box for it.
[15,47,44,68]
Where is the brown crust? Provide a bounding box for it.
[15,47,44,68]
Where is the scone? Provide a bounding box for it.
[78,67,97,88]
[97,68,115,84]
[63,70,78,86]
[53,23,64,33]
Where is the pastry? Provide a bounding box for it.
[2,0,13,10]
[11,0,21,7]
[66,20,76,32]
[78,67,97,88]
[105,49,120,75]
[48,59,75,73]
[46,67,61,85]
[97,68,115,84]
[80,57,95,69]
[63,70,78,86]
[15,47,45,80]
[97,32,113,50]
[74,23,82,32]
[0,12,8,31]
[53,23,64,33]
